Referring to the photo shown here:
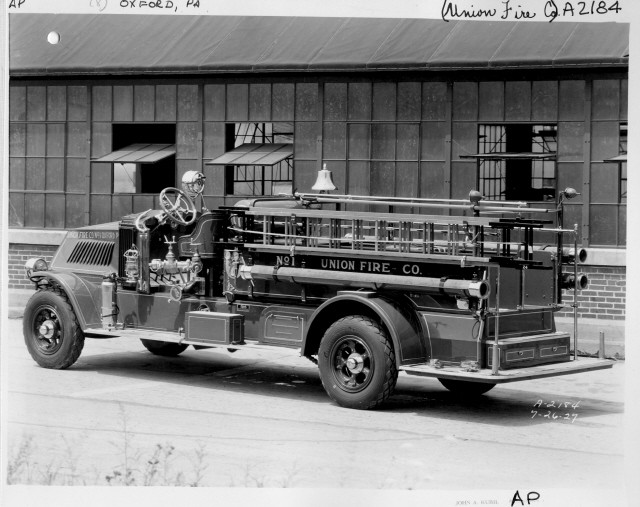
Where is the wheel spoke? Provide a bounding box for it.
[31,306,65,354]
[345,339,358,354]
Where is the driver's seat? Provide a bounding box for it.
[177,211,226,259]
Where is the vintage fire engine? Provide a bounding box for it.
[23,170,612,409]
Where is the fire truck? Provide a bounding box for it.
[22,170,613,409]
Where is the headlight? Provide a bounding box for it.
[25,257,48,277]
[181,171,206,197]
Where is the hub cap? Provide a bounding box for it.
[32,306,63,355]
[330,336,374,393]
[39,320,56,339]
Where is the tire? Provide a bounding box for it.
[439,379,495,396]
[23,287,85,369]
[318,315,397,410]
[140,339,188,357]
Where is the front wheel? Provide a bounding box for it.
[140,339,188,357]
[23,288,85,369]
[439,379,495,396]
[318,316,397,410]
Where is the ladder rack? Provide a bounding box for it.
[229,199,570,266]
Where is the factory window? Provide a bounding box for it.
[619,123,627,203]
[210,122,293,196]
[94,123,176,194]
[467,124,557,201]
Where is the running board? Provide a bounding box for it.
[84,328,298,352]
[400,357,614,384]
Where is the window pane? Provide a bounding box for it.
[114,163,137,193]
[589,205,618,245]
[372,83,396,121]
[225,122,294,196]
[397,124,419,161]
[348,124,370,160]
[323,122,346,159]
[371,123,395,160]
[478,124,557,201]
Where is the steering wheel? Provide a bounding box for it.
[159,187,197,226]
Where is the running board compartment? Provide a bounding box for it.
[486,332,570,369]
[184,311,245,345]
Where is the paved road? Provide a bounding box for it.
[4,317,626,500]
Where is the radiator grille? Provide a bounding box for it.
[67,240,115,266]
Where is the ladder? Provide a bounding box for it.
[228,192,569,267]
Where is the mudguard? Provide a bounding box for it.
[29,272,102,330]
[302,293,428,366]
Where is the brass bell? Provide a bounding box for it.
[312,164,337,192]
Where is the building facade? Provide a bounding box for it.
[7,15,628,322]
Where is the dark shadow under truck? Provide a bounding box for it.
[22,172,612,409]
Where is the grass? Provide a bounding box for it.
[6,432,310,487]
[6,403,302,487]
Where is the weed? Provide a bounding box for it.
[38,460,61,485]
[105,404,140,486]
[278,460,303,488]
[188,442,208,487]
[6,434,35,484]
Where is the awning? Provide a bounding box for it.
[9,15,629,76]
[461,152,557,160]
[207,144,293,166]
[93,144,176,163]
[603,154,627,162]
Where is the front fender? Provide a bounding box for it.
[303,294,428,366]
[31,272,102,330]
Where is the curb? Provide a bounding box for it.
[7,289,34,320]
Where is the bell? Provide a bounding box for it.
[312,164,337,192]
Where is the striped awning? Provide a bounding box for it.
[93,144,176,163]
[207,144,293,166]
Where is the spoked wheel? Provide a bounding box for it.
[140,339,189,357]
[439,379,495,396]
[23,288,85,369]
[318,316,397,410]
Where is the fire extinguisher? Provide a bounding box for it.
[101,272,118,330]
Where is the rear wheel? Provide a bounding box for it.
[318,316,397,410]
[140,339,188,357]
[23,288,85,369]
[439,379,495,396]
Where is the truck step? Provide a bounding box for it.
[400,357,613,384]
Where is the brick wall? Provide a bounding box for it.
[8,242,627,320]
[8,244,59,290]
[557,265,626,320]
